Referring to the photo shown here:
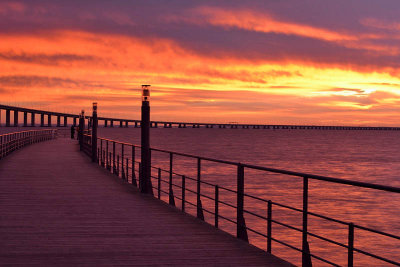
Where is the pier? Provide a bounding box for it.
[1,104,400,131]
[0,133,291,266]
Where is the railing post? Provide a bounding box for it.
[112,141,116,173]
[109,152,112,173]
[348,223,354,267]
[158,168,161,199]
[302,176,312,267]
[132,145,137,186]
[182,175,186,212]
[100,139,104,166]
[91,102,98,162]
[116,155,120,176]
[237,164,248,242]
[197,158,204,220]
[106,140,109,170]
[121,144,125,180]
[169,152,175,206]
[267,200,272,253]
[126,158,129,182]
[215,185,219,228]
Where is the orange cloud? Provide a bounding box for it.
[0,29,400,125]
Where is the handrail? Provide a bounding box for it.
[0,129,57,159]
[83,136,400,266]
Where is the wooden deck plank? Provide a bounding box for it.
[0,138,293,266]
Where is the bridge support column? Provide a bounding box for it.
[135,121,138,128]
[64,116,67,127]
[110,120,113,127]
[92,103,98,162]
[5,110,10,127]
[23,112,27,127]
[120,121,123,127]
[73,117,77,127]
[31,112,35,127]
[125,121,128,127]
[14,110,18,127]
[140,85,153,195]
[40,114,45,127]
[104,120,108,127]
[48,114,51,127]
[57,116,61,127]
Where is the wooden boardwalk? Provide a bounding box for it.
[0,138,292,266]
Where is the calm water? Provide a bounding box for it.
[2,127,400,266]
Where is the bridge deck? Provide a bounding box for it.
[0,138,291,266]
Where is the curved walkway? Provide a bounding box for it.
[0,138,292,266]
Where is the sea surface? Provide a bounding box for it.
[2,127,400,266]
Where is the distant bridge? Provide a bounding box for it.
[1,104,399,131]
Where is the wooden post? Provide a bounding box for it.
[6,109,10,127]
[132,146,137,186]
[31,112,35,126]
[78,110,84,150]
[158,168,161,199]
[23,112,27,127]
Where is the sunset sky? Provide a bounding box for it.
[1,0,400,125]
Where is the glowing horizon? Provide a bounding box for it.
[0,1,399,126]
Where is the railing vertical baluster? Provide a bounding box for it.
[236,164,248,242]
[109,152,112,173]
[158,168,161,199]
[100,139,103,165]
[169,152,175,206]
[112,141,116,173]
[106,140,109,170]
[267,200,272,253]
[197,158,204,220]
[117,155,120,177]
[215,185,219,228]
[348,223,354,267]
[302,176,312,267]
[132,145,137,186]
[126,158,129,182]
[182,175,185,212]
[122,144,125,180]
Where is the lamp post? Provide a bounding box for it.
[140,85,153,194]
[91,103,98,162]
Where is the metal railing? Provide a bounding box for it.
[0,129,57,159]
[81,135,400,266]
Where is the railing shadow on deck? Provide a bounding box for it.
[81,134,400,267]
[0,129,57,159]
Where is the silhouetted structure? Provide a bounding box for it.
[1,104,399,131]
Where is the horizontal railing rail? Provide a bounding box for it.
[81,136,400,266]
[0,129,57,159]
